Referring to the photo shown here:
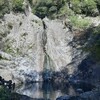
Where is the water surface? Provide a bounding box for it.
[16,81,94,100]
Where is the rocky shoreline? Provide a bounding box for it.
[14,81,100,100]
[56,87,100,100]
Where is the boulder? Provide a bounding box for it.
[0,69,12,81]
[56,95,71,100]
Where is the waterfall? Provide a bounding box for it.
[43,53,54,71]
[42,21,55,76]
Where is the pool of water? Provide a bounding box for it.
[16,81,94,100]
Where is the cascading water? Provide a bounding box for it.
[43,53,53,71]
[42,21,55,80]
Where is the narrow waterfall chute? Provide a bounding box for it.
[42,20,55,80]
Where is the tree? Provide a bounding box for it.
[71,0,82,14]
[85,25,100,60]
[95,0,100,13]
[81,0,97,16]
[35,6,48,19]
[12,0,24,12]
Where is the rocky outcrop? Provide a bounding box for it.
[0,12,44,83]
[0,11,89,84]
[42,18,86,73]
[56,89,100,100]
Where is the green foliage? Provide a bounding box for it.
[86,44,100,60]
[85,25,100,60]
[81,0,97,16]
[49,6,57,13]
[28,0,33,5]
[95,0,100,12]
[0,0,99,18]
[0,55,3,60]
[32,0,53,18]
[52,0,65,11]
[93,25,100,34]
[71,0,82,14]
[12,0,24,12]
[0,86,11,100]
[0,0,10,18]
[0,0,24,16]
[30,0,100,19]
[69,16,90,29]
[58,5,74,16]
[35,6,48,18]
[91,45,100,60]
[32,0,66,18]
[0,86,21,100]
[96,0,100,4]
[3,38,14,54]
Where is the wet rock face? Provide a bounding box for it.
[0,12,87,84]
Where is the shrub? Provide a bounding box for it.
[0,0,10,18]
[93,25,100,34]
[81,0,97,16]
[59,5,74,16]
[0,86,21,100]
[95,0,100,13]
[31,0,100,18]
[69,15,90,29]
[85,25,100,60]
[35,6,48,19]
[0,86,11,100]
[49,6,57,13]
[71,0,82,14]
[32,0,66,18]
[28,0,33,5]
[32,0,52,18]
[12,0,24,12]
[52,0,65,11]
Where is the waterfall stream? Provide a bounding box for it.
[42,21,55,79]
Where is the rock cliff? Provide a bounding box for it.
[0,5,100,84]
[0,11,88,84]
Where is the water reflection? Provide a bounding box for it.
[16,81,94,100]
